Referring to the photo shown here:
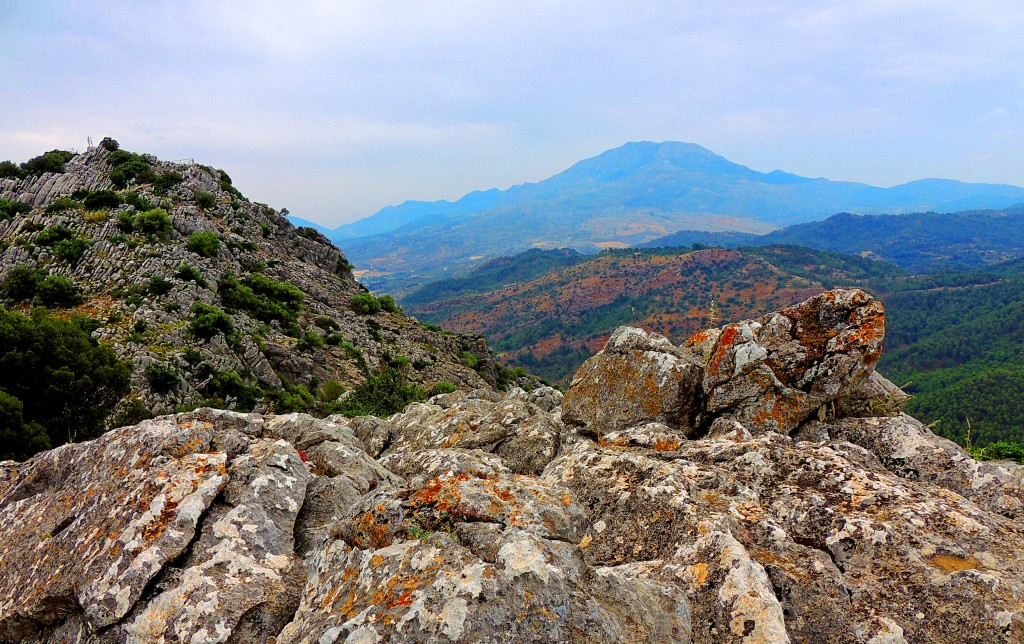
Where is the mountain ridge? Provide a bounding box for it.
[321,141,1024,293]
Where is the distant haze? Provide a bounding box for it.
[4,1,1024,226]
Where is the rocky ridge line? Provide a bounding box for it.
[1,289,1023,643]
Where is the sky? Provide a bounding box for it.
[3,1,1024,227]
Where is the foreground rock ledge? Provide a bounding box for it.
[2,289,1023,643]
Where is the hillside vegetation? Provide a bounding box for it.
[405,243,1024,449]
[405,245,903,384]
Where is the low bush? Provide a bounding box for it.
[352,292,381,314]
[187,231,221,257]
[36,275,82,307]
[429,381,459,396]
[0,161,24,179]
[147,275,173,296]
[134,208,172,236]
[35,225,75,247]
[46,197,81,213]
[296,331,324,352]
[2,266,46,300]
[188,303,234,340]
[334,367,426,418]
[145,363,180,393]
[174,264,206,286]
[152,171,183,193]
[22,150,74,175]
[53,237,92,263]
[107,150,153,188]
[0,198,31,220]
[194,191,217,209]
[0,307,131,460]
[379,294,402,314]
[75,189,121,209]
[219,273,304,325]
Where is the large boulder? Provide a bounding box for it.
[562,326,703,438]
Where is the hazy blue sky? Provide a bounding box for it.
[4,1,1023,226]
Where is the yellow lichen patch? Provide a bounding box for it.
[928,554,981,573]
[578,535,593,549]
[653,437,681,452]
[688,562,709,588]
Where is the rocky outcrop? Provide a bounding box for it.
[0,145,496,416]
[2,290,1023,643]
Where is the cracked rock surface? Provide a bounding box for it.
[2,290,1023,643]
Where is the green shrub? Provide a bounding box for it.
[335,367,426,418]
[194,191,217,209]
[152,171,183,193]
[107,150,153,188]
[134,207,172,236]
[379,294,402,314]
[174,263,206,286]
[0,307,131,460]
[99,137,120,152]
[187,231,221,257]
[120,192,154,212]
[116,211,136,232]
[53,237,92,263]
[325,332,344,346]
[145,363,180,393]
[296,331,324,352]
[0,161,24,179]
[148,275,173,296]
[314,316,340,331]
[266,383,314,414]
[36,225,75,247]
[459,351,481,370]
[0,198,31,220]
[429,381,459,396]
[22,150,74,175]
[202,368,261,412]
[259,223,271,238]
[219,273,304,325]
[970,440,1024,464]
[75,189,121,209]
[2,266,46,300]
[188,303,234,340]
[46,197,81,213]
[37,275,82,307]
[318,379,346,402]
[351,292,381,315]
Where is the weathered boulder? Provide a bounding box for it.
[562,326,703,437]
[0,418,228,640]
[701,289,885,434]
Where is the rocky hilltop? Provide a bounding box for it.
[2,289,1022,643]
[0,142,497,420]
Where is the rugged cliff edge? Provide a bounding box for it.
[2,289,1023,643]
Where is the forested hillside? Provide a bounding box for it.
[645,208,1024,273]
[405,243,1024,449]
[877,274,1024,447]
[404,246,902,384]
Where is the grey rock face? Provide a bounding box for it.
[2,290,1023,643]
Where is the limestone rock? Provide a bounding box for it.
[0,418,227,639]
[702,289,885,434]
[562,326,703,437]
